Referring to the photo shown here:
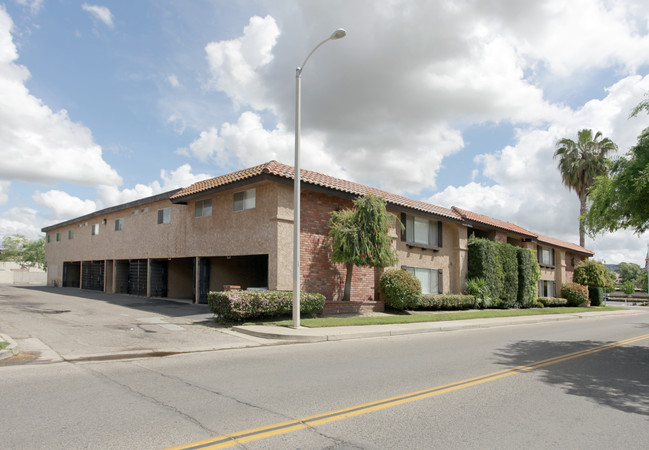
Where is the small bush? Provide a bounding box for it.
[589,286,604,306]
[379,269,422,310]
[538,297,568,307]
[561,283,589,307]
[534,301,545,308]
[417,294,477,310]
[208,290,325,322]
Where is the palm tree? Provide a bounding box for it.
[554,129,617,247]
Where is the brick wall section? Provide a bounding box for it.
[300,190,382,309]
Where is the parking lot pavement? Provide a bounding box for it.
[0,285,271,364]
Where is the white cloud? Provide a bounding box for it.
[81,4,114,29]
[0,207,42,240]
[167,74,180,88]
[96,164,211,209]
[15,0,44,15]
[0,8,122,187]
[205,15,280,111]
[0,180,9,206]
[33,190,97,221]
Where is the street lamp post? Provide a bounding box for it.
[293,28,346,328]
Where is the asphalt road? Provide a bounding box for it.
[1,286,648,449]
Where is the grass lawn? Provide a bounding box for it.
[247,306,623,328]
[0,341,9,350]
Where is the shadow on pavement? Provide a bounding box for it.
[12,285,212,319]
[493,338,649,416]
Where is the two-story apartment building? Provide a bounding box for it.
[42,161,593,311]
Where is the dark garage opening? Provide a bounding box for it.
[81,261,105,291]
[62,261,81,288]
[209,254,268,291]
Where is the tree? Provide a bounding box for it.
[573,259,613,289]
[554,129,617,247]
[0,235,46,268]
[583,128,649,235]
[618,262,646,288]
[329,194,400,301]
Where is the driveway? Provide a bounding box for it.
[0,285,267,363]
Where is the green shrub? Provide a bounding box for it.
[379,269,421,310]
[468,236,502,303]
[534,301,545,308]
[538,297,568,307]
[417,294,477,310]
[498,242,518,308]
[589,286,604,306]
[208,290,325,321]
[517,248,540,308]
[622,280,635,295]
[561,283,589,307]
[573,260,612,288]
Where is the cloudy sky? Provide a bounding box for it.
[1,0,648,265]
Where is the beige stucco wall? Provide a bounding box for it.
[44,181,284,289]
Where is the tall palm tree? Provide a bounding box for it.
[554,129,617,247]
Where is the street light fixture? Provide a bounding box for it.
[293,28,346,328]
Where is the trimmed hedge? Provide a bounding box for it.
[379,269,421,310]
[517,247,540,308]
[561,282,589,307]
[538,297,568,307]
[468,236,540,308]
[208,290,325,321]
[416,294,478,311]
[589,286,604,306]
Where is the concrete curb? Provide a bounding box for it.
[232,310,645,343]
[0,333,19,360]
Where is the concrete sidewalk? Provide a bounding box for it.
[232,309,647,343]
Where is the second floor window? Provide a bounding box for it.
[401,213,443,248]
[91,224,100,235]
[195,199,212,218]
[233,188,256,212]
[538,245,555,267]
[115,218,124,231]
[157,207,171,224]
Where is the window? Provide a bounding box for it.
[68,230,74,240]
[195,199,212,218]
[404,266,442,295]
[538,245,555,267]
[46,234,51,243]
[91,224,100,235]
[539,280,555,297]
[115,218,124,231]
[401,213,443,248]
[233,188,256,212]
[55,232,61,242]
[132,209,139,215]
[157,207,171,224]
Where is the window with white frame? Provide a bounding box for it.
[401,213,442,248]
[403,266,442,295]
[115,218,124,231]
[233,188,256,212]
[91,224,100,235]
[539,280,555,297]
[538,245,555,267]
[157,207,171,224]
[195,199,212,218]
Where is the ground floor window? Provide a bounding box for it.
[403,266,442,295]
[539,280,555,297]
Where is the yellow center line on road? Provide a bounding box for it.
[168,333,649,450]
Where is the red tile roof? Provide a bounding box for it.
[171,161,593,255]
[452,206,536,238]
[171,160,461,220]
[536,233,594,256]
